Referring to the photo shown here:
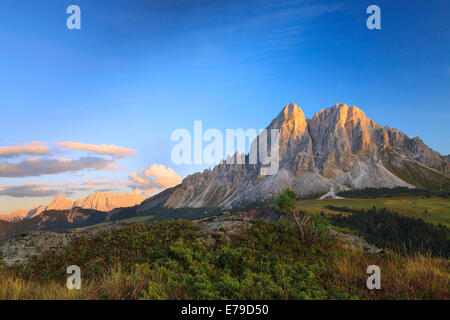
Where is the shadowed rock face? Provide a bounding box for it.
[147,103,449,209]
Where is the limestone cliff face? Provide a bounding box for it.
[73,192,146,212]
[144,103,449,209]
[267,103,313,164]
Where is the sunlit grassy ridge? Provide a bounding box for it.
[72,215,154,232]
[1,219,448,300]
[297,196,450,227]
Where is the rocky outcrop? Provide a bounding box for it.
[197,213,382,253]
[197,214,253,247]
[0,225,122,267]
[327,228,382,254]
[0,232,75,267]
[146,103,449,209]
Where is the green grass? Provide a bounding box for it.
[297,196,450,227]
[120,215,154,224]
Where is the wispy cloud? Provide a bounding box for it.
[56,142,136,158]
[0,183,74,198]
[93,188,120,193]
[0,157,118,178]
[82,180,120,186]
[0,142,50,158]
[0,180,115,198]
[245,3,344,27]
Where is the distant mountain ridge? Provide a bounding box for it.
[0,210,29,223]
[0,192,146,222]
[72,192,146,212]
[0,208,108,239]
[136,103,449,211]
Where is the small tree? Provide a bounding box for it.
[274,188,310,242]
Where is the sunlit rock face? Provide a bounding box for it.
[268,103,313,164]
[73,192,146,212]
[0,210,29,222]
[26,196,75,219]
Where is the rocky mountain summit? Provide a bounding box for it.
[73,192,146,212]
[26,195,75,220]
[139,103,449,210]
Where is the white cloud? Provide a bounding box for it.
[123,164,182,196]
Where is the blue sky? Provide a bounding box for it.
[0,0,449,214]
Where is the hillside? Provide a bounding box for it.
[0,208,107,239]
[0,217,448,300]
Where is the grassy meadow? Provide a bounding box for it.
[297,196,450,227]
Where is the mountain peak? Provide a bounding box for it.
[264,103,312,163]
[49,195,73,206]
[157,102,449,209]
[276,103,305,122]
[73,192,146,212]
[270,103,306,130]
[51,195,70,201]
[25,195,75,219]
[283,102,302,116]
